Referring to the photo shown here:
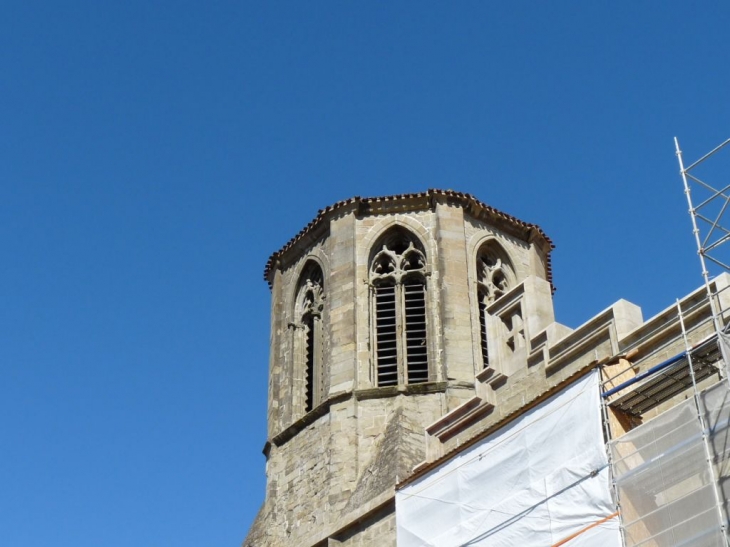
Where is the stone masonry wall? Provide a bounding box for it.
[249,391,444,547]
[248,196,555,547]
[336,505,396,547]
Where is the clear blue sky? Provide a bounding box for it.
[1,2,728,546]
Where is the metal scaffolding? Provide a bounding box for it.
[675,136,730,334]
[600,294,729,546]
[596,138,730,546]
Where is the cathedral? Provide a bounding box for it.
[244,190,730,547]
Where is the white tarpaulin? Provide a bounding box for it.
[396,371,620,547]
[610,395,725,547]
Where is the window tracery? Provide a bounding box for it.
[476,243,514,368]
[294,263,325,412]
[370,229,428,386]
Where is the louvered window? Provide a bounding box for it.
[303,313,316,411]
[295,263,325,413]
[404,280,428,383]
[478,294,489,367]
[374,283,398,386]
[370,229,429,386]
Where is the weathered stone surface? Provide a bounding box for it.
[244,191,606,547]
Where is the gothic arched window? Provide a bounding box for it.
[294,262,325,412]
[476,242,514,368]
[369,228,428,387]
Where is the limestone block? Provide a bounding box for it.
[611,299,643,341]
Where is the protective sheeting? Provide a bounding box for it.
[396,371,620,547]
[610,379,730,547]
[700,380,730,528]
[610,397,723,547]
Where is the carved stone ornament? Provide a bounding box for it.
[477,252,510,304]
[370,241,426,284]
[299,278,324,319]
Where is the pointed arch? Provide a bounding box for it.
[294,260,325,412]
[475,241,515,368]
[369,227,429,386]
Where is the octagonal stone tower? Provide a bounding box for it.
[245,190,556,547]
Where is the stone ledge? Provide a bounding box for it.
[405,381,448,395]
[270,391,352,448]
[354,381,448,401]
[476,366,508,389]
[425,396,495,443]
[527,349,545,368]
[269,380,450,449]
[446,380,475,390]
[426,396,482,435]
[355,386,399,400]
[545,328,608,376]
[618,284,719,359]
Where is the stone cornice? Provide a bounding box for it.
[263,189,555,289]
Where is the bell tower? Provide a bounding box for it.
[245,190,555,547]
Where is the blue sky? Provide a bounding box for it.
[1,2,729,546]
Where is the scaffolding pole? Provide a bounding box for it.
[675,136,730,337]
[676,299,730,546]
[599,139,730,546]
